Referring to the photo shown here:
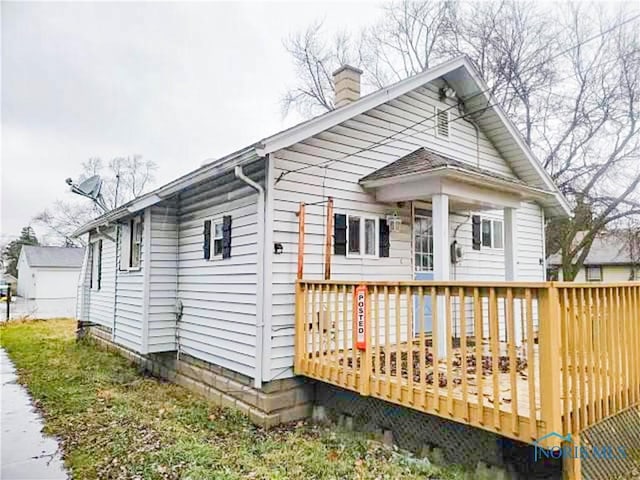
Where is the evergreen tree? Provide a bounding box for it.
[2,226,39,277]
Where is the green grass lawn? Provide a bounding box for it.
[0,319,466,480]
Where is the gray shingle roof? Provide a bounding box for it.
[547,232,635,266]
[21,246,85,268]
[359,147,525,185]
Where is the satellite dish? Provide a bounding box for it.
[76,175,103,199]
[67,175,108,212]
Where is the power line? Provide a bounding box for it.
[275,11,640,184]
[275,88,493,183]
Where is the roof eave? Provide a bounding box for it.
[460,66,572,218]
[360,166,553,200]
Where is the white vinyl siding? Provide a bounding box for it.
[114,221,145,352]
[86,229,116,329]
[147,202,179,352]
[269,85,544,379]
[176,162,264,379]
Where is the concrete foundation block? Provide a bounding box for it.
[312,405,328,423]
[382,429,394,448]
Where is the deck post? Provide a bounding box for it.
[359,286,372,396]
[503,207,523,346]
[432,193,449,358]
[297,203,305,280]
[294,280,305,375]
[562,432,582,480]
[538,283,564,444]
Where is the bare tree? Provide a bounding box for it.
[34,156,157,245]
[282,1,640,280]
[281,20,357,117]
[359,0,454,88]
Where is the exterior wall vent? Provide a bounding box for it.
[436,108,450,138]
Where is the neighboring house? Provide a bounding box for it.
[73,57,570,430]
[17,246,85,317]
[1,273,17,294]
[548,232,639,282]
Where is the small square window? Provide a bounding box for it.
[480,218,503,249]
[586,266,602,282]
[345,215,379,258]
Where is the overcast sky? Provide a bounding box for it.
[1,1,382,243]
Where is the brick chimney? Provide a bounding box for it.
[333,65,363,108]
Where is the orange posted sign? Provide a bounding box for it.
[354,285,367,350]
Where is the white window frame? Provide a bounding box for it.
[122,216,143,271]
[210,218,224,259]
[481,218,504,250]
[90,240,101,290]
[435,107,450,139]
[346,214,379,258]
[586,265,602,282]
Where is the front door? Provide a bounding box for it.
[413,210,434,334]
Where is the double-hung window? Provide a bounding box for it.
[90,240,102,290]
[120,216,143,271]
[212,220,224,258]
[481,219,504,249]
[347,215,378,257]
[129,217,143,268]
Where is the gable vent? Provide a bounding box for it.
[436,108,449,138]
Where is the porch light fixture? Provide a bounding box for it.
[386,212,402,233]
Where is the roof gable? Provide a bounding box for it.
[74,56,571,237]
[258,55,570,218]
[360,147,524,186]
[20,246,85,268]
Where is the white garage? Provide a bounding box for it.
[16,246,85,318]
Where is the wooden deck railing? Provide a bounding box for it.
[294,280,640,446]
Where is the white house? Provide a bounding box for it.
[17,246,85,317]
[73,56,571,428]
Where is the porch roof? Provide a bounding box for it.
[359,147,552,210]
[359,147,525,187]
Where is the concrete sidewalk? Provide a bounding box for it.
[1,348,68,479]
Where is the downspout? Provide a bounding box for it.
[234,165,265,389]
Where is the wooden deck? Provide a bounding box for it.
[294,280,640,455]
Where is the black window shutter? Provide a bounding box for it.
[97,240,103,290]
[222,215,232,259]
[89,248,94,289]
[472,215,481,250]
[203,220,211,260]
[334,214,347,255]
[379,218,390,257]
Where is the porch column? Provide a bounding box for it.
[432,194,450,357]
[503,207,523,345]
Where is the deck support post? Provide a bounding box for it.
[539,284,564,443]
[432,194,449,358]
[562,432,582,480]
[294,281,304,375]
[503,207,522,346]
[359,286,373,396]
